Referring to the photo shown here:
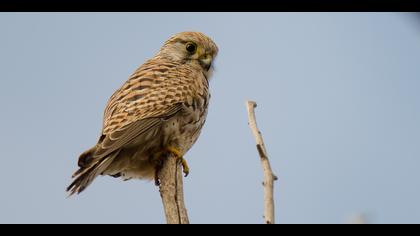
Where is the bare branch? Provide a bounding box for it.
[246,101,277,224]
[158,154,189,224]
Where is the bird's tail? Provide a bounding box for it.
[66,147,118,196]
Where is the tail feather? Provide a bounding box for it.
[78,146,96,168]
[67,149,119,196]
[70,146,96,178]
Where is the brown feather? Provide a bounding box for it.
[67,31,218,195]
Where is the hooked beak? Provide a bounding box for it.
[199,56,213,71]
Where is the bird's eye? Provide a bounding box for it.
[185,42,197,54]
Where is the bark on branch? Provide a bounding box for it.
[246,101,277,224]
[158,154,189,224]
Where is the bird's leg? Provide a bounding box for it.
[165,146,189,177]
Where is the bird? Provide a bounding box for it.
[67,31,218,196]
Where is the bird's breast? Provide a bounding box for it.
[161,96,209,154]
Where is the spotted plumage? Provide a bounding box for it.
[67,32,218,195]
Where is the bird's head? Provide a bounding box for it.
[158,31,218,76]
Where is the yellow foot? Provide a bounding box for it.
[166,146,189,177]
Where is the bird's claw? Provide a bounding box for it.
[181,158,189,177]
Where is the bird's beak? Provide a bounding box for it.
[199,56,213,71]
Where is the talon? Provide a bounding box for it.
[181,158,189,177]
[153,158,163,186]
[154,168,161,186]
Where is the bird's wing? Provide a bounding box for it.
[102,61,197,134]
[93,62,200,159]
[94,103,183,159]
[70,99,184,195]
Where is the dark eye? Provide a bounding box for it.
[185,42,197,54]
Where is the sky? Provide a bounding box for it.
[0,13,420,224]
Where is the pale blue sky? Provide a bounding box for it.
[0,13,420,224]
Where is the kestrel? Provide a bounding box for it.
[67,32,218,195]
